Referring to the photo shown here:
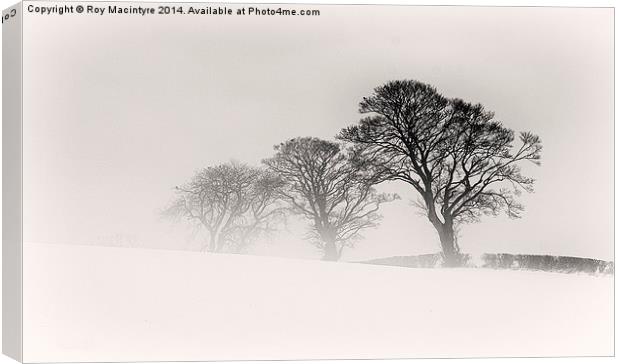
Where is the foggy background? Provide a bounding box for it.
[21,5,613,261]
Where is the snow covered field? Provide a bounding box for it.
[23,243,613,362]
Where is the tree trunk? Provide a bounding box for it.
[207,231,217,253]
[323,240,339,261]
[432,221,460,267]
[216,238,226,253]
[424,194,460,267]
[317,223,340,261]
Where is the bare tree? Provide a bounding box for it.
[339,80,542,266]
[164,162,285,253]
[263,137,397,261]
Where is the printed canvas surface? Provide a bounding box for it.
[16,2,613,361]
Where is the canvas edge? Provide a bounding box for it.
[2,2,24,362]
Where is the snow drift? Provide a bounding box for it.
[23,243,613,362]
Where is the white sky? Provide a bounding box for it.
[21,4,613,260]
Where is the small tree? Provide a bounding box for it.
[264,137,397,261]
[339,80,542,266]
[164,162,285,253]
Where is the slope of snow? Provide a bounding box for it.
[23,243,613,362]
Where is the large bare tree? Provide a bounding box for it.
[164,162,285,253]
[263,137,397,261]
[339,80,542,266]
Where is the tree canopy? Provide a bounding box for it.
[264,137,397,260]
[164,162,285,253]
[339,80,542,265]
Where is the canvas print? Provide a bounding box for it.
[2,1,614,362]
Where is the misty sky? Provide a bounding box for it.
[21,5,613,260]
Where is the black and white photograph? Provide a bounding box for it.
[0,0,615,362]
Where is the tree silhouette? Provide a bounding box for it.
[164,162,285,253]
[339,80,542,266]
[264,137,397,261]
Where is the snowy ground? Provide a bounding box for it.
[23,243,613,362]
